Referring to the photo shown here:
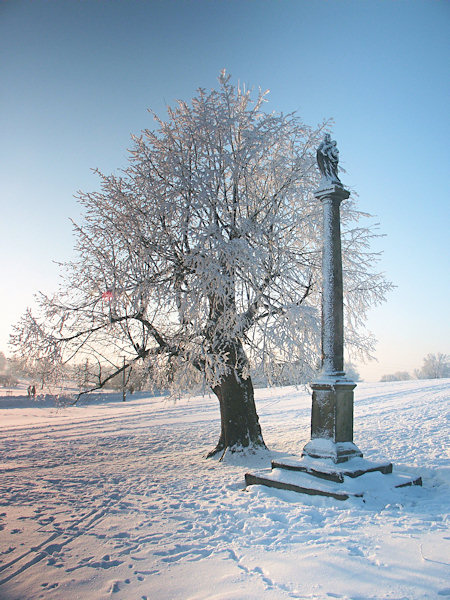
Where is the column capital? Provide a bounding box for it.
[314,183,350,203]
[311,376,357,390]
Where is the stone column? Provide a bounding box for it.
[320,185,347,376]
[302,137,362,463]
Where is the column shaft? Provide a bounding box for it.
[322,196,344,374]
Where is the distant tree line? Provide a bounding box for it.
[3,349,448,391]
[0,351,171,395]
[380,353,449,382]
[2,347,362,393]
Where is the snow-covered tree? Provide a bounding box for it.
[11,72,391,457]
[0,352,18,388]
[0,352,7,374]
[414,353,450,380]
[344,362,361,382]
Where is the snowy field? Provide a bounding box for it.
[0,379,449,600]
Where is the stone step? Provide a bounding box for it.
[245,466,422,501]
[245,469,360,501]
[271,456,393,483]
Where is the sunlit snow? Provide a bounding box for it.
[0,379,449,599]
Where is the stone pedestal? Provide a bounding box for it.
[302,377,363,463]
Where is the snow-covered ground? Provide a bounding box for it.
[0,379,448,600]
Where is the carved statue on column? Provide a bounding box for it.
[317,133,342,186]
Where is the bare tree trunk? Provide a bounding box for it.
[207,341,266,458]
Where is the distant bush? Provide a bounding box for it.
[380,371,411,382]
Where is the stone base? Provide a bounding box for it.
[245,455,422,501]
[302,438,363,463]
[245,469,360,501]
[307,378,358,460]
[271,455,392,483]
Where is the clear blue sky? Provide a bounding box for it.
[1,0,448,380]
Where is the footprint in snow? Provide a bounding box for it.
[109,580,121,593]
[347,545,364,557]
[41,582,59,589]
[43,542,63,554]
[66,556,123,572]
